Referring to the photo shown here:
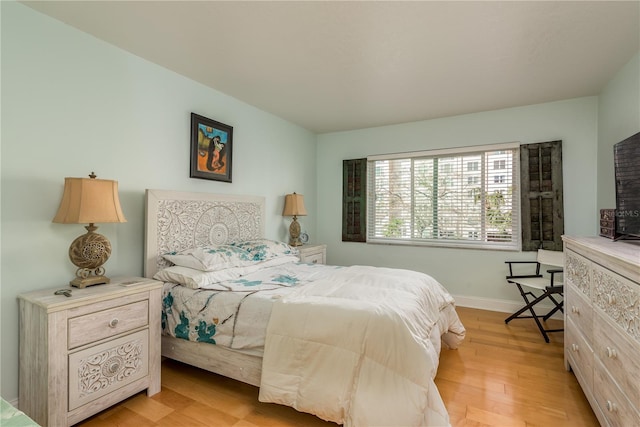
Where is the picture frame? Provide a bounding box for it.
[190,113,233,182]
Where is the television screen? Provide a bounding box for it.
[614,131,640,239]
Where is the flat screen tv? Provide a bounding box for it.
[614,131,640,240]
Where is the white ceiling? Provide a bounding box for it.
[22,1,640,134]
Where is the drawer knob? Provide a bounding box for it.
[571,344,579,352]
[571,306,580,315]
[312,259,318,264]
[108,362,120,374]
[606,400,618,412]
[606,347,617,359]
[108,318,119,328]
[101,355,124,377]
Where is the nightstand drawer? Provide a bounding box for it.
[297,244,326,265]
[304,253,324,264]
[68,300,149,349]
[68,329,149,411]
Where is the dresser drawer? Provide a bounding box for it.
[593,358,640,427]
[565,285,593,343]
[565,250,591,297]
[68,329,149,411]
[591,262,640,344]
[565,318,594,392]
[68,300,149,349]
[594,315,640,407]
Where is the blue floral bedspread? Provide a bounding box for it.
[162,261,343,355]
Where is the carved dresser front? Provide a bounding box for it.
[563,236,640,427]
[18,277,162,426]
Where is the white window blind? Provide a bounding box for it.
[367,144,520,250]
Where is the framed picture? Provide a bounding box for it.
[190,113,233,182]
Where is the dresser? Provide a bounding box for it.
[18,277,163,427]
[297,244,327,264]
[563,236,640,426]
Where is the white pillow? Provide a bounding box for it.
[163,245,254,272]
[154,265,244,289]
[154,255,300,289]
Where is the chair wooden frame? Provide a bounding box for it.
[504,249,564,343]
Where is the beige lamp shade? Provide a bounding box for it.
[53,176,127,224]
[282,193,307,217]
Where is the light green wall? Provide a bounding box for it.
[597,52,640,210]
[1,3,317,400]
[317,98,599,303]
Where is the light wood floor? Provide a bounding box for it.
[76,306,598,427]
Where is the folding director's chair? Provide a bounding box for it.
[504,249,564,343]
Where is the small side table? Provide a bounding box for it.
[297,244,327,264]
[18,276,163,426]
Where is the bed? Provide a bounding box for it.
[144,189,466,426]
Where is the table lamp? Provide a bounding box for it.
[282,192,307,246]
[52,172,127,288]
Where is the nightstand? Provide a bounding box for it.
[297,244,327,264]
[18,277,163,426]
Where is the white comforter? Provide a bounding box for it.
[258,265,465,427]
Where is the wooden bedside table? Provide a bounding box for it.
[18,277,163,427]
[297,244,327,264]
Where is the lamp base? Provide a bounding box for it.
[70,275,111,289]
[288,216,302,247]
[68,225,113,288]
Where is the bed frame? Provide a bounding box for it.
[144,189,266,386]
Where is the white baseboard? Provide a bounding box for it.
[452,294,564,320]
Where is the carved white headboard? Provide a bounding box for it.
[144,189,265,278]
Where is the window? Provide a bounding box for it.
[494,160,506,169]
[367,143,520,249]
